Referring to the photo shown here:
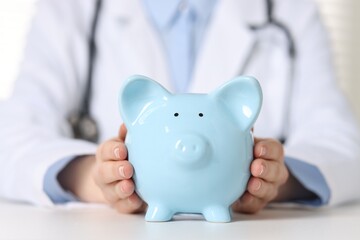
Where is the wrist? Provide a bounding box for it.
[274,170,316,202]
[58,155,105,203]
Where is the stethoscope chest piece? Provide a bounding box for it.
[73,0,295,144]
[69,113,99,143]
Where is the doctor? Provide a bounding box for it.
[0,0,359,215]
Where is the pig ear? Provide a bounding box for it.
[119,75,171,127]
[211,76,262,131]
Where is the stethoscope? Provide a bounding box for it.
[70,0,296,144]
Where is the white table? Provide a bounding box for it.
[1,199,359,240]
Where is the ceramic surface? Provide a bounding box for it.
[119,75,262,222]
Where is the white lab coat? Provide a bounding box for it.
[0,0,359,207]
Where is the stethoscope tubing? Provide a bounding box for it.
[73,0,296,144]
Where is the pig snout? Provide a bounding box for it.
[173,134,209,166]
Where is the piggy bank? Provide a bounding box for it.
[118,75,262,222]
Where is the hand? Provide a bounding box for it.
[232,138,289,214]
[59,124,146,213]
[93,124,146,213]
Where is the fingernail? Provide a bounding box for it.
[254,180,261,191]
[259,147,266,157]
[128,196,135,205]
[120,184,126,193]
[241,194,254,204]
[128,195,140,206]
[119,166,125,178]
[114,147,120,159]
[256,164,264,176]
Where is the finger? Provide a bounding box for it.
[95,160,133,184]
[119,123,127,141]
[254,138,284,161]
[247,177,278,201]
[96,140,127,162]
[101,179,135,203]
[112,193,146,214]
[251,158,284,183]
[232,192,266,214]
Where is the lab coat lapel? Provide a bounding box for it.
[107,0,171,90]
[189,0,258,93]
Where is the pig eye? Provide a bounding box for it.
[174,113,179,117]
[199,113,204,117]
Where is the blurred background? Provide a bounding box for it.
[0,0,359,121]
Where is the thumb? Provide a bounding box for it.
[119,123,128,141]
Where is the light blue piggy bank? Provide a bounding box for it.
[119,75,262,222]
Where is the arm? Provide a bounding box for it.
[234,0,360,212]
[0,0,97,205]
[281,0,360,206]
